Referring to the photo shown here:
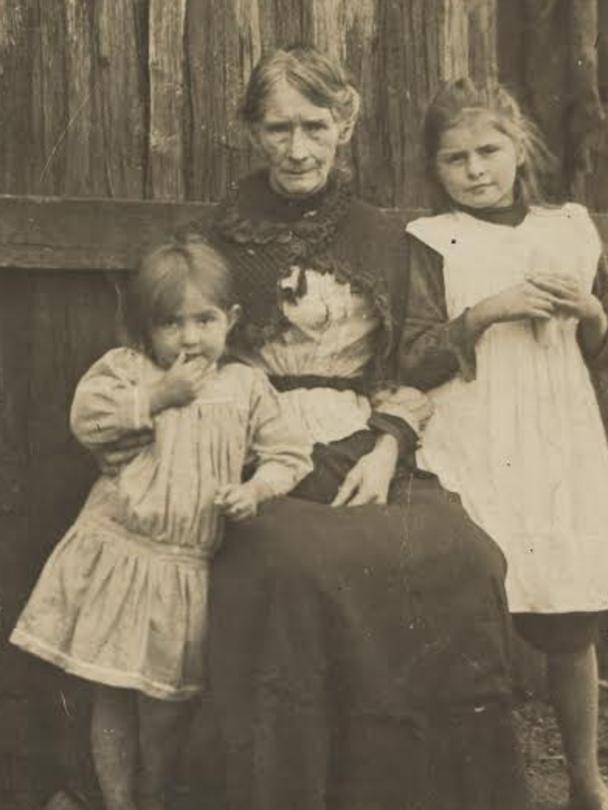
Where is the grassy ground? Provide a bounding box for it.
[517,691,608,810]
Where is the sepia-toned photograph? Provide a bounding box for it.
[2,2,608,809]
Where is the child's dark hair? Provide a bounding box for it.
[423,78,557,210]
[122,235,235,351]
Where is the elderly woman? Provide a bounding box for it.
[190,46,529,810]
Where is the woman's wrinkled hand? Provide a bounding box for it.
[332,433,398,507]
[93,430,154,476]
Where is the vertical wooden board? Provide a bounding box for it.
[25,273,118,564]
[63,0,98,196]
[32,0,69,195]
[0,273,32,631]
[582,0,608,209]
[266,0,305,47]
[467,0,498,86]
[439,0,468,82]
[0,269,40,810]
[148,0,187,200]
[186,0,263,202]
[520,0,568,165]
[94,0,147,199]
[497,0,524,94]
[340,2,385,202]
[0,1,37,194]
[371,0,450,207]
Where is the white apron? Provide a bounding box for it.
[409,204,608,612]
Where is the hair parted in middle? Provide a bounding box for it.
[423,77,557,210]
[122,235,235,353]
[241,44,361,130]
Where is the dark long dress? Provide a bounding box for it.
[195,172,529,810]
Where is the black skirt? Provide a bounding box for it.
[206,431,529,810]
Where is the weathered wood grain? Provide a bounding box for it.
[64,0,97,196]
[440,0,469,82]
[149,0,188,200]
[467,0,498,86]
[3,4,608,803]
[185,0,261,202]
[0,196,214,270]
[33,0,69,195]
[0,1,34,194]
[2,193,608,272]
[95,0,147,199]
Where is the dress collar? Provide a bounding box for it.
[456,198,528,227]
[234,169,342,224]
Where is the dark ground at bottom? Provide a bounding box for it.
[517,691,608,810]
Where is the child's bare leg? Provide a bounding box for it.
[137,693,193,810]
[547,644,608,809]
[91,685,138,810]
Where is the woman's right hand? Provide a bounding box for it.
[467,282,558,335]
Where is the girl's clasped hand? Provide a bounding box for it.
[528,272,605,323]
[469,272,605,335]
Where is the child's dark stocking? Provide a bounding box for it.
[91,685,138,810]
[137,693,193,810]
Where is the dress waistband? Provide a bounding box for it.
[78,516,214,563]
[268,374,369,396]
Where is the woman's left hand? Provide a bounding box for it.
[332,434,399,507]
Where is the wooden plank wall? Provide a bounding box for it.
[497,0,608,208]
[4,0,608,806]
[0,0,500,626]
[0,0,499,207]
[0,4,499,805]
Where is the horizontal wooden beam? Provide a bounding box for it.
[1,194,608,272]
[0,195,216,271]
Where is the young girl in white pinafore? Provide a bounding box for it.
[401,79,608,810]
[10,238,312,810]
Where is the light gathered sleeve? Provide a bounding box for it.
[70,347,153,450]
[246,369,314,497]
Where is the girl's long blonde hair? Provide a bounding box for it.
[423,78,557,211]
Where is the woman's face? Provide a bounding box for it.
[252,79,351,198]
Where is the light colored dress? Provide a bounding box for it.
[10,348,312,700]
[240,266,432,442]
[408,203,608,613]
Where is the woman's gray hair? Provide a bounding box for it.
[241,45,361,129]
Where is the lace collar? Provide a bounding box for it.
[215,169,352,262]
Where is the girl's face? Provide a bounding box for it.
[149,280,239,370]
[251,79,351,198]
[435,113,524,209]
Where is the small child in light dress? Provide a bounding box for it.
[402,79,608,810]
[10,237,312,810]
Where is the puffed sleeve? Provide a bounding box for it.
[579,253,608,369]
[246,369,314,497]
[399,233,477,390]
[70,347,153,450]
